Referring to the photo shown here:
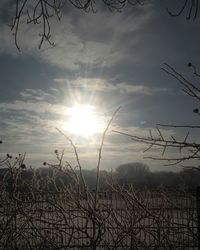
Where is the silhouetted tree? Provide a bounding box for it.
[115,162,150,187]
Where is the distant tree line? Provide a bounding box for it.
[1,162,199,194]
[114,162,200,189]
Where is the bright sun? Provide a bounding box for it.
[66,104,101,137]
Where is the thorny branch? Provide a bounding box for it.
[162,63,200,102]
[55,107,120,204]
[9,0,200,50]
[56,128,88,196]
[94,107,120,206]
[10,0,62,50]
[10,0,147,50]
[0,122,198,249]
[113,63,200,169]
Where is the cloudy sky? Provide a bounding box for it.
[0,1,199,171]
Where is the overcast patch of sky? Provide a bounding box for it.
[0,1,200,170]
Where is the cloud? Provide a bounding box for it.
[1,2,195,171]
[42,4,153,69]
[0,100,67,116]
[19,88,57,102]
[0,87,105,146]
[54,77,169,95]
[0,2,154,70]
[0,86,193,171]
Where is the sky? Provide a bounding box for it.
[0,1,199,171]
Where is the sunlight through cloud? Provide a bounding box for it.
[66,104,103,138]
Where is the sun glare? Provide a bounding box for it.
[66,104,101,137]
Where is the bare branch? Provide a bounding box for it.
[157,123,200,129]
[94,107,120,206]
[167,0,200,20]
[113,75,200,168]
[10,0,148,50]
[56,128,87,193]
[162,63,200,102]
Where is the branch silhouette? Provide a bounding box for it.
[113,63,200,170]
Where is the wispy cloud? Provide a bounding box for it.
[0,2,154,70]
[0,100,67,116]
[0,86,189,171]
[54,77,170,95]
[19,88,55,102]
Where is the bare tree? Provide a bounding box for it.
[8,0,200,50]
[113,63,200,170]
[9,0,147,50]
